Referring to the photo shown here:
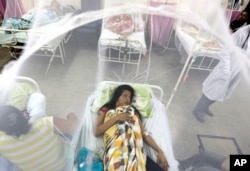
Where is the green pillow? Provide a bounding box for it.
[90,83,117,113]
[6,83,35,111]
[90,83,153,118]
[132,85,152,118]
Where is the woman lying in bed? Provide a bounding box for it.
[2,0,64,31]
[94,84,169,171]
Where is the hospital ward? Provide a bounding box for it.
[0,0,250,171]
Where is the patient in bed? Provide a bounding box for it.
[22,0,64,26]
[0,105,79,171]
[2,82,46,123]
[2,0,64,31]
[94,84,169,171]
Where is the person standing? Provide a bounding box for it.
[230,10,248,32]
[193,24,250,122]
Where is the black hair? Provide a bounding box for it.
[100,84,141,119]
[0,105,31,137]
[103,85,135,109]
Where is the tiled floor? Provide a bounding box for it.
[3,29,250,164]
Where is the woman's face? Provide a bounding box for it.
[116,90,131,107]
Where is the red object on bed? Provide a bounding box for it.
[105,14,135,37]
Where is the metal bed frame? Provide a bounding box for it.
[197,134,242,155]
[98,37,145,76]
[0,27,72,74]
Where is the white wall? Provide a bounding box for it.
[102,0,149,9]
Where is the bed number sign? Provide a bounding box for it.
[230,155,250,171]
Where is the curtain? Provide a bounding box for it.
[3,0,25,18]
[0,0,6,17]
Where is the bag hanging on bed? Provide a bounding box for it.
[78,147,103,171]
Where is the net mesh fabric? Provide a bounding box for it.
[0,0,249,171]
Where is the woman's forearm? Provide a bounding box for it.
[143,134,162,153]
[94,117,118,136]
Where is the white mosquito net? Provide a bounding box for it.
[0,0,249,170]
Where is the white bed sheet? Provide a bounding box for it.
[80,86,179,171]
[99,29,147,53]
[0,13,73,49]
[175,26,221,59]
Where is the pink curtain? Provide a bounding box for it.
[148,1,177,47]
[0,0,6,17]
[3,0,25,18]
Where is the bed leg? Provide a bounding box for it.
[59,44,65,64]
[45,52,56,74]
[61,42,66,59]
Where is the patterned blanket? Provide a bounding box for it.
[103,105,146,171]
[104,14,144,38]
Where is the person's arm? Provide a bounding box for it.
[53,112,79,134]
[94,109,133,137]
[138,119,169,170]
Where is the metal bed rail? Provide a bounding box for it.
[98,38,145,76]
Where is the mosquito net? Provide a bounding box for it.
[0,0,249,170]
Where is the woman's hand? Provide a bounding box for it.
[115,113,133,122]
[157,150,169,171]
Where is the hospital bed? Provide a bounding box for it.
[174,23,221,80]
[98,10,148,76]
[0,74,81,171]
[173,0,236,80]
[78,81,179,171]
[0,11,74,73]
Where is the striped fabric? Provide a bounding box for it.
[0,117,69,171]
[103,106,146,171]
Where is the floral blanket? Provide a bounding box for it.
[103,105,146,171]
[104,14,144,37]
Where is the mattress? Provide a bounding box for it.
[175,25,222,59]
[99,29,147,53]
[0,13,73,49]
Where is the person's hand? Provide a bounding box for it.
[115,113,133,122]
[157,150,169,171]
[67,112,79,123]
[67,112,80,126]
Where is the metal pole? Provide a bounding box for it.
[122,39,129,77]
[166,39,200,111]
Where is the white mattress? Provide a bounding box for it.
[175,26,221,59]
[99,29,147,53]
[0,13,73,49]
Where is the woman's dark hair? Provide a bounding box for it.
[0,105,31,137]
[100,84,142,120]
[103,84,135,109]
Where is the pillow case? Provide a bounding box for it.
[6,83,35,111]
[132,85,152,118]
[90,82,153,118]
